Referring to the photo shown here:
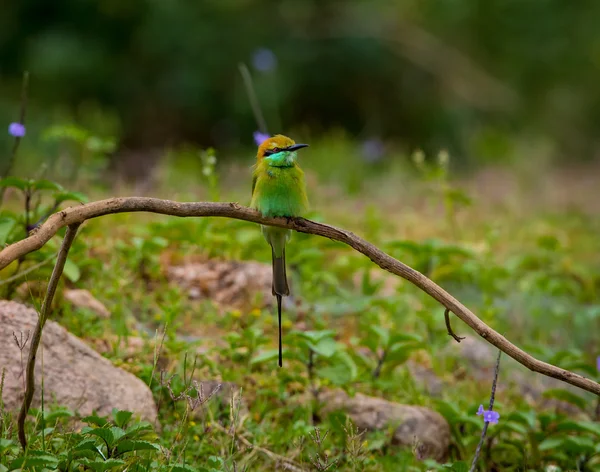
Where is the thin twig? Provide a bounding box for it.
[0,198,599,396]
[445,308,465,343]
[17,223,80,449]
[470,350,501,472]
[238,63,269,134]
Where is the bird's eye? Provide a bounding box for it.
[271,147,279,153]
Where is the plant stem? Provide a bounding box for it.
[469,350,501,472]
[17,223,80,449]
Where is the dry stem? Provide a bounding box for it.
[17,223,80,449]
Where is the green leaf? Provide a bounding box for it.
[385,342,421,366]
[368,325,390,347]
[170,465,200,472]
[78,458,126,472]
[555,420,600,436]
[83,415,109,427]
[334,351,358,382]
[74,438,102,452]
[0,217,17,245]
[54,191,88,205]
[73,438,105,459]
[317,361,354,386]
[31,179,64,192]
[506,411,536,429]
[43,406,74,424]
[451,461,469,472]
[309,337,339,358]
[113,410,133,428]
[62,258,81,282]
[251,349,281,365]
[109,426,126,443]
[539,437,565,451]
[8,451,59,470]
[82,427,116,448]
[388,332,423,344]
[122,421,153,440]
[115,439,159,455]
[0,439,15,454]
[0,176,29,191]
[542,389,587,411]
[292,330,336,345]
[499,421,528,435]
[563,436,595,454]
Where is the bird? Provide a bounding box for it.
[250,134,309,367]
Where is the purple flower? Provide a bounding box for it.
[476,404,499,424]
[253,131,270,146]
[484,410,500,424]
[596,356,600,372]
[361,138,384,163]
[252,48,277,72]
[8,122,25,137]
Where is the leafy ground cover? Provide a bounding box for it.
[1,129,600,471]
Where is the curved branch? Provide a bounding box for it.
[0,197,598,396]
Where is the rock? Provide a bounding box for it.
[319,390,450,461]
[0,300,157,423]
[166,260,274,309]
[64,289,110,318]
[405,361,444,397]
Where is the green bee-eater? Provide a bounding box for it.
[251,134,309,367]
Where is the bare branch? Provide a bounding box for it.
[0,198,598,396]
[17,223,80,449]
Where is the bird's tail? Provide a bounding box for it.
[276,294,283,367]
[271,246,289,368]
[271,246,290,297]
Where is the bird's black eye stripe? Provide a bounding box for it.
[264,147,282,156]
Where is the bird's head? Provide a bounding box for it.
[256,134,309,167]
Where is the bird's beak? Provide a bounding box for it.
[286,143,309,152]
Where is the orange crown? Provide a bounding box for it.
[256,134,296,159]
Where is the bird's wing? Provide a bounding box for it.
[252,174,257,196]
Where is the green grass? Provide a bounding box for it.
[1,134,600,471]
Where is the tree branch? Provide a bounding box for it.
[17,223,80,449]
[0,197,598,396]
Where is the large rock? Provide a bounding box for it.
[319,390,450,462]
[0,300,157,422]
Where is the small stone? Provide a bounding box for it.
[166,260,275,309]
[64,289,110,318]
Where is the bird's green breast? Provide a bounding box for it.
[251,164,308,218]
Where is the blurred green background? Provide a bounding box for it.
[2,0,600,170]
